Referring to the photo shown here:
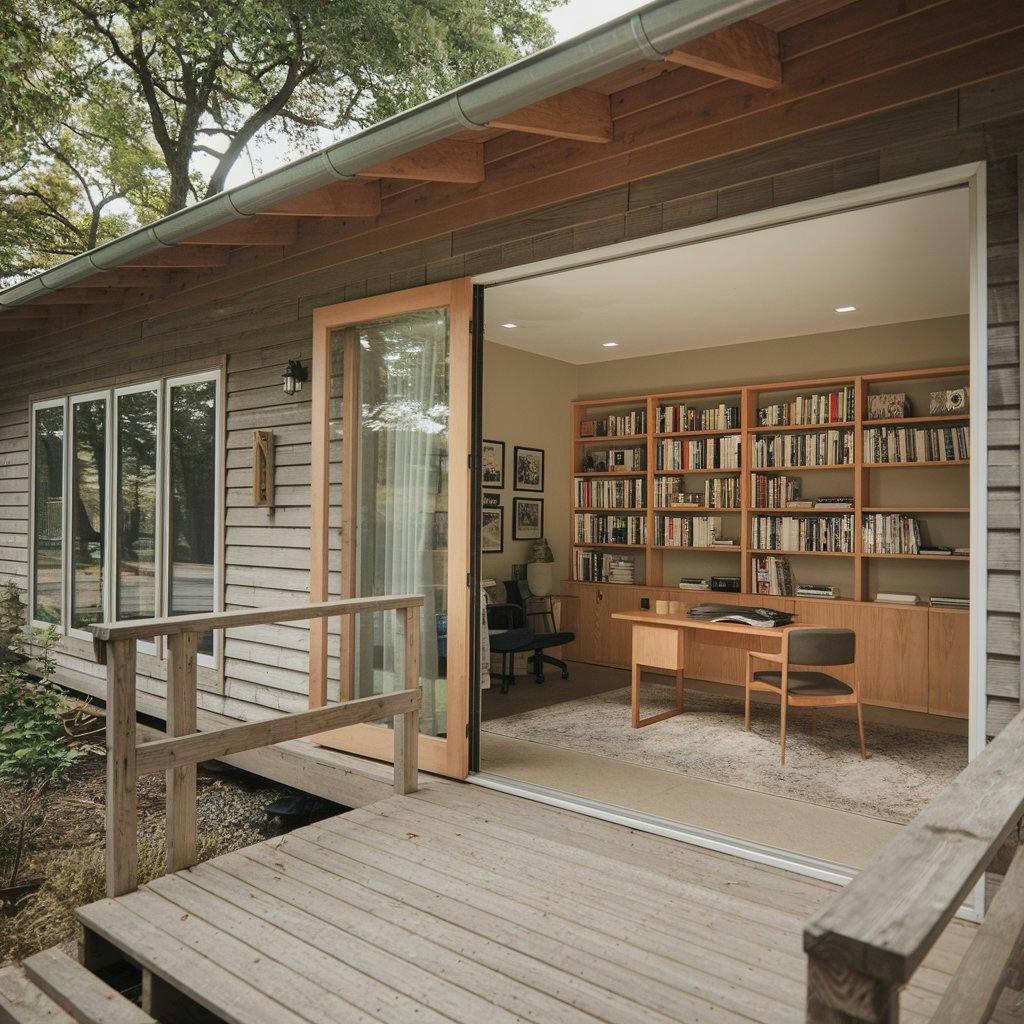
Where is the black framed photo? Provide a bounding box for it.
[512,497,543,541]
[482,491,500,508]
[481,506,504,553]
[513,445,544,492]
[481,439,505,489]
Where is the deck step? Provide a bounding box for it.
[21,949,152,1024]
[0,964,76,1024]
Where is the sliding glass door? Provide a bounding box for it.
[310,281,472,778]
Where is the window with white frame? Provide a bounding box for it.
[30,370,222,663]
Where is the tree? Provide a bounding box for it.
[0,0,560,281]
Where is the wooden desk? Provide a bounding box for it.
[611,609,790,728]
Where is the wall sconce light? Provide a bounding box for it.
[282,359,308,395]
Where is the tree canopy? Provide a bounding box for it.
[0,0,560,284]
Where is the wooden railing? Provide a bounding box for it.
[804,709,1024,1023]
[90,594,423,898]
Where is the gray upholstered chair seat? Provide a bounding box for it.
[752,670,854,697]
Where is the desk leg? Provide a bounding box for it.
[675,629,685,714]
[631,624,688,729]
[631,657,640,729]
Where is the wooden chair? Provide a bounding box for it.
[745,627,867,766]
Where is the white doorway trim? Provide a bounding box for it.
[472,161,989,920]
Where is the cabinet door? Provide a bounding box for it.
[850,603,929,712]
[593,585,645,668]
[928,609,969,717]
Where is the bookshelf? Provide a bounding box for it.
[570,363,970,602]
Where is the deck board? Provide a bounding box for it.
[73,783,1001,1024]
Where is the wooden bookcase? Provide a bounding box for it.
[569,364,970,603]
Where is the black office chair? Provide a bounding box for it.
[503,580,575,684]
[486,601,535,694]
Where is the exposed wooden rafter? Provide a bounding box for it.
[489,88,614,143]
[667,20,782,89]
[188,216,299,246]
[265,180,382,218]
[75,269,173,288]
[26,288,117,305]
[360,140,485,183]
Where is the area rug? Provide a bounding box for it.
[482,683,967,823]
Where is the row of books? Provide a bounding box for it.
[752,429,853,468]
[756,385,856,426]
[750,514,855,553]
[574,513,647,545]
[863,426,969,464]
[862,513,922,554]
[573,550,637,584]
[575,477,645,509]
[580,410,647,437]
[654,476,741,508]
[656,436,741,471]
[656,402,739,433]
[749,474,801,509]
[677,577,742,592]
[752,555,795,596]
[654,515,732,548]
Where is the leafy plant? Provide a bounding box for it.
[0,588,82,891]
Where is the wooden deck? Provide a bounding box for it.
[56,783,1021,1024]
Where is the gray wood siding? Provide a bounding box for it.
[1,70,1023,733]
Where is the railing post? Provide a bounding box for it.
[166,630,199,873]
[105,638,138,897]
[394,604,420,795]
[807,954,899,1023]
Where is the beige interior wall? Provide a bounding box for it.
[484,316,969,600]
[482,340,578,582]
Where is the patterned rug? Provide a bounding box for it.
[482,682,968,823]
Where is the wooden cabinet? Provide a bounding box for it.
[559,582,967,717]
[928,608,969,717]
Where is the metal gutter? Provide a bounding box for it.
[1,0,778,308]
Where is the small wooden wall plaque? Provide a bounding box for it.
[252,430,274,507]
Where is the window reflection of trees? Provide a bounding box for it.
[33,407,64,624]
[71,399,106,629]
[117,391,158,619]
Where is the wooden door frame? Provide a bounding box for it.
[308,279,473,779]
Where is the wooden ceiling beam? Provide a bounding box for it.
[265,179,381,217]
[667,20,782,89]
[360,140,484,183]
[489,88,614,143]
[188,216,299,246]
[123,245,228,268]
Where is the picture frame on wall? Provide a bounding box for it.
[482,439,505,489]
[481,506,504,553]
[512,497,543,540]
[513,445,544,492]
[482,492,500,508]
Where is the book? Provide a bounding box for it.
[930,595,969,608]
[710,576,741,592]
[813,496,854,508]
[678,577,710,590]
[919,545,953,555]
[796,584,838,599]
[875,591,919,604]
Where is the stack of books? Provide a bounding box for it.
[751,555,794,596]
[750,473,801,508]
[863,425,968,463]
[656,402,739,433]
[678,577,711,591]
[752,429,853,468]
[654,515,723,547]
[751,514,854,553]
[573,550,637,584]
[813,496,854,509]
[862,513,922,554]
[796,584,838,599]
[757,385,856,426]
[657,436,741,470]
[930,595,969,609]
[875,592,920,604]
[710,576,741,592]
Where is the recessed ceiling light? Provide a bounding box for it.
[834,305,858,314]
[501,322,518,329]
[601,341,619,348]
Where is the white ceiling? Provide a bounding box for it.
[484,190,970,364]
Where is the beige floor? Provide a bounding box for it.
[477,661,947,868]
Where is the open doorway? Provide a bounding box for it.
[474,186,977,871]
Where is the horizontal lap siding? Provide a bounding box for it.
[2,70,1023,732]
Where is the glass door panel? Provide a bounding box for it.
[70,396,108,632]
[311,281,471,778]
[32,404,65,624]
